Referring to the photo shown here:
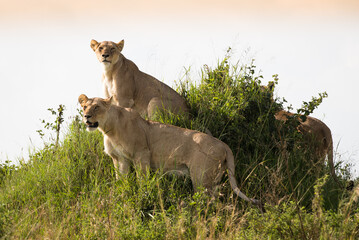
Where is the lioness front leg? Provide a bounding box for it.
[133,150,151,176]
[110,156,130,179]
[103,82,110,98]
[115,96,135,109]
[104,136,130,178]
[116,156,131,175]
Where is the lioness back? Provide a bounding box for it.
[146,121,225,167]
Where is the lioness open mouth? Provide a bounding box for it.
[86,121,99,128]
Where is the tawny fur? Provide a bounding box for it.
[90,39,189,118]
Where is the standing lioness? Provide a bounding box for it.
[90,39,189,118]
[78,94,261,207]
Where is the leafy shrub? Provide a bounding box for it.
[154,50,348,209]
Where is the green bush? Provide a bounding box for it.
[154,52,347,209]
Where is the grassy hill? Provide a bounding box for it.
[1,52,358,239]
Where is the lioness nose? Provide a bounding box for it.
[85,115,91,119]
[102,54,110,58]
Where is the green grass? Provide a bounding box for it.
[1,52,358,239]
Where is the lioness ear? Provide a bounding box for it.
[110,96,116,105]
[90,39,99,51]
[117,40,124,52]
[102,96,113,107]
[78,94,89,107]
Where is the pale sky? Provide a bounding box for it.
[1,0,358,176]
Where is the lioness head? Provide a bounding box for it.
[90,39,124,67]
[78,94,112,132]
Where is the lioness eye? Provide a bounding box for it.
[111,48,115,51]
[84,106,87,110]
[94,106,99,111]
[99,47,103,51]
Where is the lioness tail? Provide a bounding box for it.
[224,145,262,207]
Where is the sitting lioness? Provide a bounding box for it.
[78,94,261,207]
[90,39,189,118]
[275,110,341,187]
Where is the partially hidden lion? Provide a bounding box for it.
[260,83,341,187]
[90,39,189,118]
[78,94,261,208]
[275,110,341,187]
